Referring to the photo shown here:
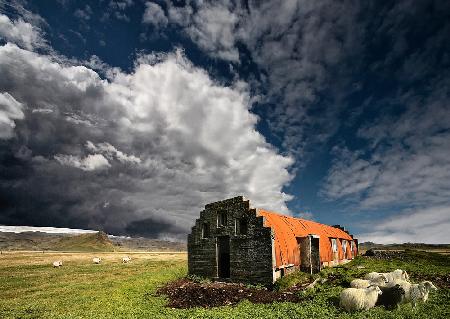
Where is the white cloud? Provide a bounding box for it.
[321,77,450,244]
[167,1,240,61]
[0,14,45,50]
[357,206,450,244]
[322,82,450,210]
[0,225,96,234]
[86,141,141,164]
[54,153,111,171]
[109,0,134,11]
[0,43,294,236]
[32,108,53,114]
[0,92,24,139]
[164,1,363,158]
[65,113,95,126]
[142,2,168,28]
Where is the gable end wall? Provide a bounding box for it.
[188,196,274,285]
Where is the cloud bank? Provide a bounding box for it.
[0,40,293,239]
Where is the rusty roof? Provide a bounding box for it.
[257,209,354,268]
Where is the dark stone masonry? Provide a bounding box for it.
[188,196,356,286]
[188,196,274,285]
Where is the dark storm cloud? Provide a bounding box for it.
[1,0,449,244]
[0,38,293,239]
[125,217,185,238]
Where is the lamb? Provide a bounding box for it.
[340,285,382,312]
[350,274,388,289]
[387,280,437,307]
[92,257,102,264]
[52,260,63,268]
[375,284,405,309]
[365,269,409,282]
[122,256,131,263]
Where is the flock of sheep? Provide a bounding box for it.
[51,259,437,312]
[52,256,132,268]
[340,269,438,312]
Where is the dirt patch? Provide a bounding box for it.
[157,279,314,308]
[410,273,450,289]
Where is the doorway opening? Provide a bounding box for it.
[297,235,321,274]
[217,236,230,278]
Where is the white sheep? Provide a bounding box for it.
[365,269,409,282]
[340,285,382,311]
[52,260,63,268]
[92,257,102,264]
[350,274,388,289]
[122,256,131,263]
[387,280,437,307]
[419,281,438,303]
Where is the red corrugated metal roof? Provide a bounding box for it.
[257,209,354,268]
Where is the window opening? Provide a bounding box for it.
[237,218,248,235]
[331,238,338,252]
[218,212,227,227]
[201,223,209,238]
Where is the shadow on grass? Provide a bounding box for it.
[328,295,340,308]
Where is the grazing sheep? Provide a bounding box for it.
[350,274,388,288]
[388,280,437,307]
[122,256,131,263]
[376,284,405,309]
[340,285,382,312]
[365,269,409,282]
[92,257,102,264]
[419,281,438,303]
[52,260,63,268]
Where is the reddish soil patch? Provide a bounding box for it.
[157,279,312,308]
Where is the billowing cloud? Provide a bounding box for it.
[168,1,240,62]
[86,141,141,164]
[164,0,364,159]
[0,43,293,239]
[54,153,111,171]
[0,13,46,50]
[142,2,168,28]
[0,92,24,139]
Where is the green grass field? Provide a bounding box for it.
[0,250,449,319]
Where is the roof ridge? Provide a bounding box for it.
[257,208,351,238]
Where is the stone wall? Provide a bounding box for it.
[188,196,274,285]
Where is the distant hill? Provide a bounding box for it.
[1,231,56,251]
[52,231,116,252]
[0,231,186,252]
[109,236,186,252]
[359,242,450,252]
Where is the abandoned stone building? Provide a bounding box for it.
[188,196,358,286]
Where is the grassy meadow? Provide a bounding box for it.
[0,250,449,319]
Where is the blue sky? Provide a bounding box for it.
[0,0,449,243]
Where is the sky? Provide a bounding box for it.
[0,0,449,243]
